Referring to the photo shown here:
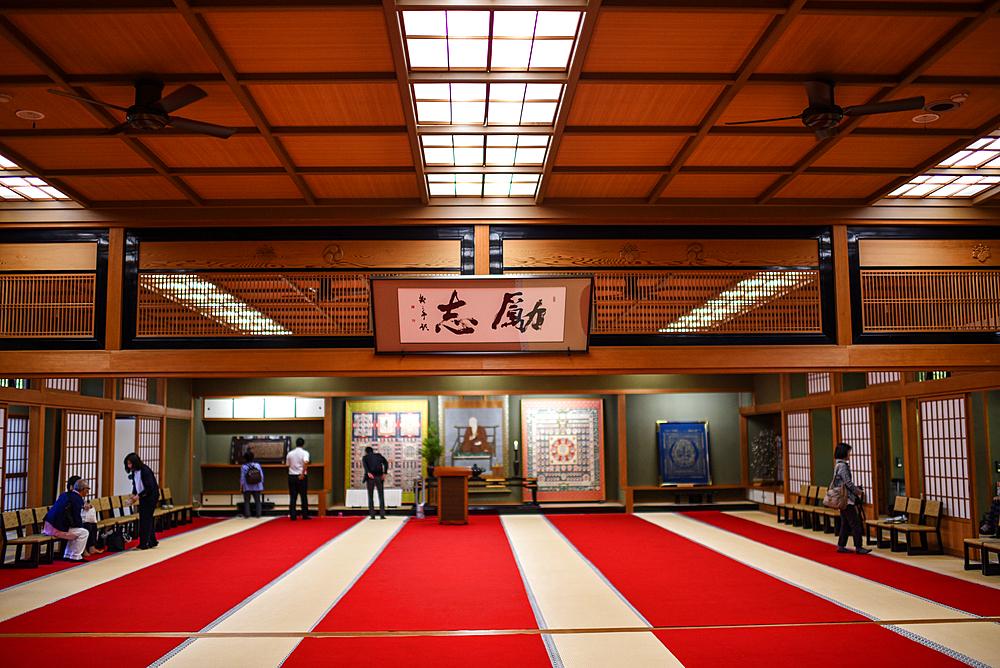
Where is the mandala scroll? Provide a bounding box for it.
[521,398,604,502]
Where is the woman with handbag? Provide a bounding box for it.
[830,442,872,555]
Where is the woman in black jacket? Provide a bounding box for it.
[124,452,160,550]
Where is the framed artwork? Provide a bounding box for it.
[521,398,604,502]
[439,397,509,472]
[370,275,593,353]
[657,421,711,486]
[345,400,428,502]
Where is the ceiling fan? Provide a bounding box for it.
[48,79,236,139]
[726,80,925,141]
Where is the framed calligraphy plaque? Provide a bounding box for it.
[370,275,593,353]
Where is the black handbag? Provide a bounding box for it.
[105,528,130,552]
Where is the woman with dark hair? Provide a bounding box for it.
[124,452,160,550]
[240,450,264,519]
[831,442,871,555]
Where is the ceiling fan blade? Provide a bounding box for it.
[101,122,132,136]
[155,84,207,114]
[804,80,835,108]
[47,89,130,113]
[167,116,237,139]
[814,127,838,141]
[843,96,925,117]
[725,114,804,125]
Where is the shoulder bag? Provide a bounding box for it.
[823,463,848,509]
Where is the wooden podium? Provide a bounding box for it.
[434,467,472,524]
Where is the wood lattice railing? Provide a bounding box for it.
[0,274,95,337]
[861,269,1000,332]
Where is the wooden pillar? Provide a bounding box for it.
[901,397,921,497]
[27,405,43,507]
[474,224,490,275]
[832,224,853,346]
[323,396,333,515]
[618,394,629,511]
[105,227,125,351]
[102,411,117,496]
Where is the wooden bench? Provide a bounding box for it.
[2,509,55,568]
[865,496,910,548]
[890,499,943,555]
[964,537,1000,575]
[157,487,193,528]
[776,485,808,524]
[808,487,841,534]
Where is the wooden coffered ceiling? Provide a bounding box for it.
[0,0,998,222]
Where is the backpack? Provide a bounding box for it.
[245,463,262,485]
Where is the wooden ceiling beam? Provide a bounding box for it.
[758,0,1000,205]
[535,0,603,205]
[646,0,808,204]
[382,0,429,204]
[172,0,317,205]
[0,17,204,206]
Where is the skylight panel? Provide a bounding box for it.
[883,131,1000,200]
[425,173,539,198]
[402,10,580,72]
[423,134,549,169]
[0,155,17,169]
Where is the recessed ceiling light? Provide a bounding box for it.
[15,109,44,120]
[0,93,12,103]
[923,99,962,114]
[912,113,940,124]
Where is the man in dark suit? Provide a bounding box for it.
[362,446,389,520]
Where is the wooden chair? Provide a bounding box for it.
[161,488,193,525]
[2,510,54,568]
[865,496,909,548]
[112,495,139,535]
[810,487,841,534]
[891,499,943,555]
[964,537,1000,575]
[791,486,818,527]
[777,485,807,524]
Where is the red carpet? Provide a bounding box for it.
[550,514,970,667]
[0,517,361,668]
[682,510,1000,618]
[283,516,551,667]
[0,517,221,589]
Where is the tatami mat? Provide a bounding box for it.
[154,517,406,668]
[643,513,1000,668]
[502,514,684,668]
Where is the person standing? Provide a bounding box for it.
[42,478,91,562]
[831,442,872,555]
[240,450,264,519]
[362,446,389,520]
[286,437,310,520]
[125,452,160,550]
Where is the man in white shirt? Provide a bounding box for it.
[286,438,310,520]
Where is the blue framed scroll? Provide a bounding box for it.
[657,421,711,486]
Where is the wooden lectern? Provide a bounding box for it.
[434,467,472,524]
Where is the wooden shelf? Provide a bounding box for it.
[201,463,324,468]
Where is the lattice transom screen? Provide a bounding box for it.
[808,373,830,394]
[786,411,811,490]
[136,417,161,480]
[589,269,821,334]
[919,397,970,520]
[47,378,80,393]
[137,272,378,337]
[867,371,901,385]
[3,414,27,512]
[121,378,148,402]
[63,411,99,496]
[0,274,95,337]
[838,406,873,498]
[861,269,1000,332]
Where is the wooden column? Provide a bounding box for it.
[901,397,921,497]
[832,224,853,346]
[27,405,44,507]
[324,396,333,515]
[474,224,490,275]
[618,394,629,511]
[105,227,125,351]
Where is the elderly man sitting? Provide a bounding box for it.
[42,478,91,563]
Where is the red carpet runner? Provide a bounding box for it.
[283,516,551,668]
[549,514,970,667]
[682,510,1000,618]
[0,517,361,668]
